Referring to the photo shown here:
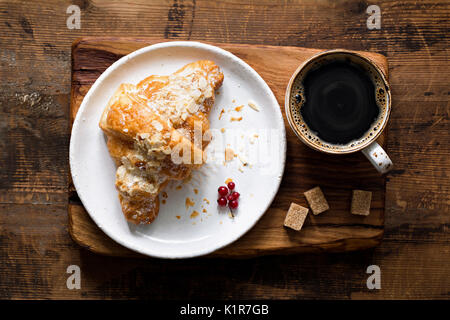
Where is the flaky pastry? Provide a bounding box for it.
[99,60,223,224]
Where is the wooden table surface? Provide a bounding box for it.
[0,0,448,299]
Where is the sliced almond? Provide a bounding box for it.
[248,100,260,111]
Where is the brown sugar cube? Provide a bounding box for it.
[304,186,329,215]
[351,190,372,216]
[284,203,309,231]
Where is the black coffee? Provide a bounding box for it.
[299,61,380,145]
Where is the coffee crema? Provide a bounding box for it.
[289,53,388,151]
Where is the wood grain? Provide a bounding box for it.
[69,38,388,257]
[0,0,448,299]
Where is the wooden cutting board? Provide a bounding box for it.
[69,38,388,258]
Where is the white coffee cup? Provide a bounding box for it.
[285,50,393,174]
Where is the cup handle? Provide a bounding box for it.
[361,141,393,174]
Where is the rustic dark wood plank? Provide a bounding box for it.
[0,0,448,299]
[0,92,69,205]
[1,205,448,299]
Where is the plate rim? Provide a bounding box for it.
[69,41,287,258]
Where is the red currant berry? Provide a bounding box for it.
[231,191,240,200]
[218,186,228,196]
[217,197,227,207]
[229,199,239,209]
[227,181,235,190]
[227,194,233,201]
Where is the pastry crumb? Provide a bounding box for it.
[234,105,244,112]
[190,210,199,218]
[225,148,235,162]
[238,154,248,166]
[219,108,225,120]
[185,197,195,209]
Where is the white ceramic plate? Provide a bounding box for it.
[70,41,286,258]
